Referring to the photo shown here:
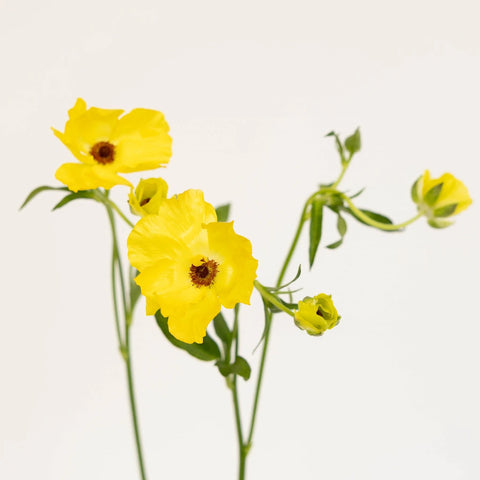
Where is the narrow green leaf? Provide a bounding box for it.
[344,127,361,155]
[216,356,251,381]
[343,207,396,232]
[129,272,142,313]
[349,187,365,200]
[433,204,457,218]
[337,214,347,236]
[424,183,443,206]
[359,209,393,225]
[154,311,221,361]
[19,185,69,210]
[309,197,324,267]
[215,204,231,222]
[326,239,343,249]
[213,312,232,347]
[52,191,97,211]
[274,265,302,291]
[325,130,345,161]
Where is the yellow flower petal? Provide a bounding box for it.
[55,163,131,192]
[205,221,258,308]
[128,177,169,217]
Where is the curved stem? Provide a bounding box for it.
[105,204,147,480]
[96,190,135,228]
[254,281,294,317]
[342,195,422,231]
[331,157,351,190]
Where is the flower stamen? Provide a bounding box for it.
[190,258,219,287]
[139,198,151,206]
[90,141,115,165]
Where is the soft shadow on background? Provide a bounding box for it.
[2,1,479,479]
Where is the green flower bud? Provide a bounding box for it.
[294,294,340,336]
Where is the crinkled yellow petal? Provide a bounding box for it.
[111,108,172,172]
[55,163,131,192]
[206,222,258,308]
[165,289,221,344]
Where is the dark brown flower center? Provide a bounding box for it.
[189,258,219,287]
[316,308,324,318]
[90,141,115,165]
[140,198,151,206]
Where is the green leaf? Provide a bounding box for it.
[433,204,457,218]
[337,214,347,236]
[343,207,397,232]
[274,265,302,291]
[129,271,142,313]
[154,311,221,361]
[216,356,251,381]
[213,312,232,347]
[19,185,69,210]
[344,128,361,155]
[349,187,365,200]
[309,197,324,267]
[325,130,346,162]
[52,191,97,211]
[424,183,443,206]
[215,204,231,222]
[326,213,347,249]
[326,239,343,249]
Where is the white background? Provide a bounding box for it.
[1,1,480,479]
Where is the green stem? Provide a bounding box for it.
[246,300,272,448]
[96,190,135,228]
[342,195,423,231]
[231,307,246,480]
[254,281,294,317]
[105,204,147,480]
[331,156,351,190]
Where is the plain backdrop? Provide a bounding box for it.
[1,1,479,479]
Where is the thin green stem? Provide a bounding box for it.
[96,190,135,228]
[231,307,246,480]
[342,195,423,231]
[110,239,125,354]
[105,204,147,480]
[254,281,294,317]
[331,156,351,190]
[246,300,272,447]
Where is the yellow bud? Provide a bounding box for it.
[294,294,340,336]
[411,170,472,228]
[128,178,168,217]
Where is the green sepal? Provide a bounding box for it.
[433,203,457,218]
[344,127,361,156]
[154,311,221,361]
[410,176,421,203]
[215,204,231,222]
[427,218,453,229]
[216,356,251,381]
[52,191,97,211]
[424,183,443,206]
[213,312,232,348]
[326,213,347,249]
[309,196,324,267]
[19,185,70,210]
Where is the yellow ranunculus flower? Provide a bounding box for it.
[294,294,340,336]
[129,178,168,217]
[53,98,172,192]
[127,189,258,344]
[411,170,472,228]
